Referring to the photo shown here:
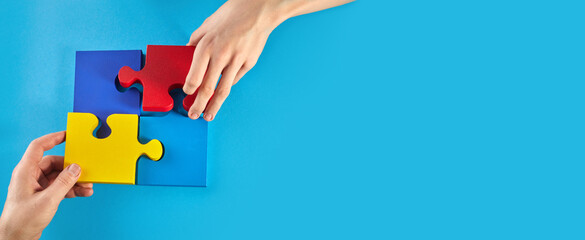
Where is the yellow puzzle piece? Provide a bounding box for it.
[64,112,163,184]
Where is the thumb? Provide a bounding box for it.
[44,164,81,201]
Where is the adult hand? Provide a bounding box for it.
[0,131,93,240]
[183,0,353,121]
[183,0,286,121]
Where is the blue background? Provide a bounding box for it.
[0,0,583,239]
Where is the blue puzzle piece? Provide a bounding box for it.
[137,106,208,187]
[73,50,142,137]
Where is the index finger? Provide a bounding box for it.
[21,131,66,166]
[183,42,210,95]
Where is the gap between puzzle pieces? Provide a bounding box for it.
[68,46,207,186]
[64,112,163,185]
[73,50,142,138]
[118,45,197,114]
[136,91,208,187]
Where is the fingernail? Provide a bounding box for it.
[190,112,199,119]
[204,113,214,121]
[68,164,81,176]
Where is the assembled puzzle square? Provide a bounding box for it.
[67,45,207,187]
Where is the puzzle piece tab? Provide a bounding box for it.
[64,112,163,184]
[118,45,196,113]
[74,50,142,137]
[137,106,207,187]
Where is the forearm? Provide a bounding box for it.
[258,0,354,31]
[275,0,354,20]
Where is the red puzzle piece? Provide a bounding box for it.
[118,45,196,113]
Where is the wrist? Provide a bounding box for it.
[0,218,10,240]
[0,217,25,240]
[254,0,288,34]
[270,0,310,22]
[257,0,306,32]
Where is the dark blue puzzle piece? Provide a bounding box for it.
[73,50,142,137]
[137,106,208,187]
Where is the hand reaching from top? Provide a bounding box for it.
[183,0,354,121]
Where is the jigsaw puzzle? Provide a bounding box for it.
[118,45,197,113]
[64,112,164,184]
[67,45,207,186]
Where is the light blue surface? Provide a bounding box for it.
[0,0,584,239]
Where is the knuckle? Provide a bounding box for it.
[11,164,22,178]
[217,47,230,56]
[215,89,230,99]
[38,194,57,207]
[29,138,41,148]
[199,36,212,47]
[206,36,218,47]
[184,80,198,89]
[232,54,246,64]
[213,52,230,63]
[198,86,215,97]
[39,196,54,206]
[57,174,74,186]
[190,31,198,40]
[245,59,257,69]
[192,27,203,36]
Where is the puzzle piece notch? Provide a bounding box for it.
[64,112,163,184]
[137,92,207,187]
[118,45,197,113]
[73,50,142,138]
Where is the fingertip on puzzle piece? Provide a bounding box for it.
[118,45,196,114]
